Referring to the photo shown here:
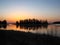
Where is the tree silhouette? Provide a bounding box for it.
[16,19,48,29]
[2,20,7,25]
[0,20,7,28]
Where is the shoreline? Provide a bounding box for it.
[0,30,60,45]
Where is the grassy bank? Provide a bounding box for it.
[0,30,60,45]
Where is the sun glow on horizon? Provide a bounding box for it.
[0,0,60,23]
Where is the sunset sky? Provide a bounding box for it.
[0,0,60,23]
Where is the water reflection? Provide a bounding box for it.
[0,24,7,29]
[0,24,60,37]
[18,25,48,30]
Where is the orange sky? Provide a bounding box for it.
[0,0,60,23]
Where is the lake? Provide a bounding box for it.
[0,24,60,37]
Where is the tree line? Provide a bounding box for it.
[16,19,48,26]
[0,20,7,25]
[0,19,48,25]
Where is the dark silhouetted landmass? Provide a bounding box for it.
[0,30,60,45]
[53,21,60,24]
[16,19,48,27]
[15,19,48,30]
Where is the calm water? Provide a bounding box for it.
[0,24,60,37]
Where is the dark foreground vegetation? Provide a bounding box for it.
[0,30,60,45]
